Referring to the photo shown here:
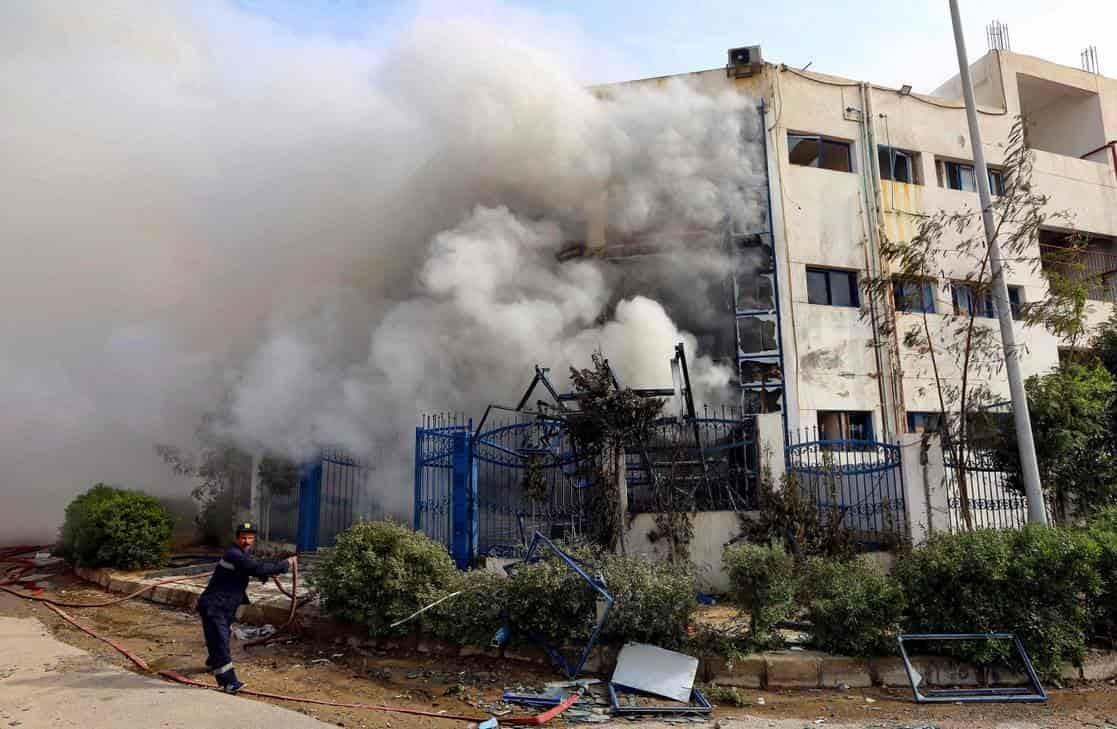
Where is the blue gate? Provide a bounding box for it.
[785,430,908,547]
[414,416,476,567]
[294,449,373,552]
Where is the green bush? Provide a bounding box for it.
[896,526,1101,679]
[1088,509,1117,643]
[312,521,458,637]
[503,553,597,647]
[723,542,797,648]
[58,484,173,569]
[423,569,509,647]
[598,554,696,648]
[802,557,904,656]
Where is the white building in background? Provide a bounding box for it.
[606,47,1117,442]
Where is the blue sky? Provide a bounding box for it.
[232,0,1114,91]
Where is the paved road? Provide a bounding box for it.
[0,615,331,729]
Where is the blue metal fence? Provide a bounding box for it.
[413,415,472,566]
[292,448,374,552]
[785,429,908,547]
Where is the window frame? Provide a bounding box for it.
[938,159,1007,196]
[950,281,995,319]
[817,410,876,445]
[788,133,854,173]
[878,145,919,184]
[906,411,943,434]
[1007,285,1024,319]
[806,266,860,308]
[893,277,936,314]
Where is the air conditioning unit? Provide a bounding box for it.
[727,46,763,78]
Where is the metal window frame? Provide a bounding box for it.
[806,266,858,308]
[607,684,712,716]
[788,133,853,173]
[897,633,1047,704]
[879,145,915,184]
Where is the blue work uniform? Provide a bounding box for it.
[197,545,288,680]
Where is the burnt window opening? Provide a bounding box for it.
[893,277,936,313]
[788,133,853,172]
[878,146,919,184]
[807,267,859,307]
[737,316,779,355]
[818,410,874,442]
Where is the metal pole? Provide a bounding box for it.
[948,0,1047,525]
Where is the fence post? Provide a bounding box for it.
[757,412,786,485]
[450,428,476,569]
[296,458,323,553]
[900,433,948,543]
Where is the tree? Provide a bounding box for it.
[861,118,1082,530]
[992,361,1117,521]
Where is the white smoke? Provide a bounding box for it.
[0,2,766,540]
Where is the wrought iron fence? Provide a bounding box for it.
[785,428,908,547]
[473,416,589,557]
[413,413,467,552]
[940,440,1057,531]
[318,448,373,547]
[626,411,759,513]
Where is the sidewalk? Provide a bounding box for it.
[0,611,333,729]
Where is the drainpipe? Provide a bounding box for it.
[856,83,902,440]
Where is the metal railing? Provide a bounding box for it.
[786,428,908,547]
[1040,243,1117,303]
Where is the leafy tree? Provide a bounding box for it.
[861,118,1082,529]
[993,360,1117,521]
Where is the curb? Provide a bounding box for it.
[73,567,1117,689]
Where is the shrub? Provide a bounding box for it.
[423,569,509,647]
[1088,509,1117,643]
[896,526,1101,679]
[802,557,904,656]
[502,553,597,647]
[598,553,696,648]
[312,521,458,637]
[58,484,174,569]
[740,472,855,560]
[723,542,797,648]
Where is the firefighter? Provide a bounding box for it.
[197,521,295,693]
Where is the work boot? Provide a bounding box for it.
[221,669,245,694]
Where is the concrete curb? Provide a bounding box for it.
[74,567,1117,689]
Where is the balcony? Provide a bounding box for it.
[1040,243,1117,303]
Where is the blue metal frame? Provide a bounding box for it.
[519,532,613,679]
[295,461,322,552]
[897,633,1047,704]
[607,684,712,715]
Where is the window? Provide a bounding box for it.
[951,282,995,318]
[906,411,943,434]
[1008,286,1023,319]
[951,282,1022,318]
[818,411,874,442]
[789,133,853,172]
[893,278,936,313]
[807,267,859,307]
[939,160,1006,195]
[878,146,918,184]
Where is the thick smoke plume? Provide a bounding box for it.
[0,2,766,540]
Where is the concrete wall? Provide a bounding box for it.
[623,510,743,592]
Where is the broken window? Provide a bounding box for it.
[938,160,1005,195]
[788,133,852,172]
[818,411,874,442]
[807,267,859,307]
[893,277,936,313]
[737,316,778,355]
[878,146,918,184]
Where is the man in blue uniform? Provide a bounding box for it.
[197,521,295,693]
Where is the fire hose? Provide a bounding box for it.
[0,546,577,725]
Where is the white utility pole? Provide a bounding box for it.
[948,0,1048,525]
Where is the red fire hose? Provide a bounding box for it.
[0,546,577,725]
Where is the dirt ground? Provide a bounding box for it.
[2,577,1117,729]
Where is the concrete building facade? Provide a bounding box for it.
[615,49,1117,441]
